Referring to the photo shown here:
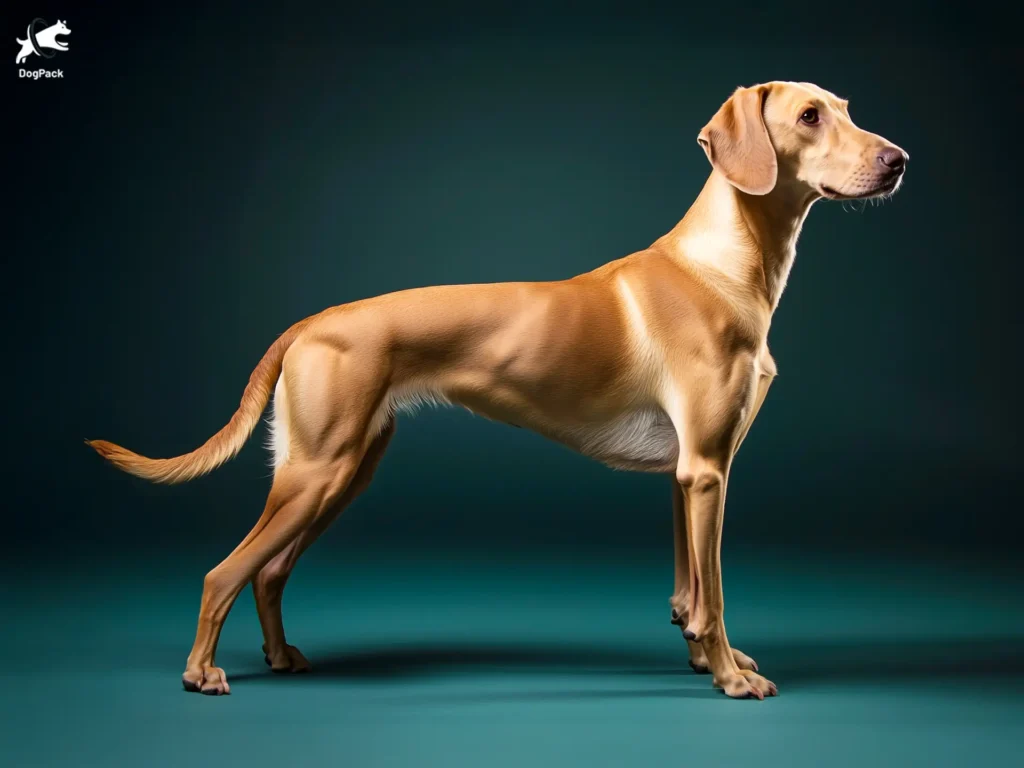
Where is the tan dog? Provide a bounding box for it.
[89,81,907,699]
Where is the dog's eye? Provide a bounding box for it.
[800,108,820,125]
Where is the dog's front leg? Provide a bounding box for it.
[675,453,776,699]
[669,479,759,675]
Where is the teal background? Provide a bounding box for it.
[4,2,1023,766]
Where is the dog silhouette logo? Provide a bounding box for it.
[15,18,70,65]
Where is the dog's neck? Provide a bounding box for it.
[661,171,817,320]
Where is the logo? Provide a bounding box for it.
[15,18,70,78]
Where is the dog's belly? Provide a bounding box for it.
[556,406,679,473]
[446,390,680,473]
[428,389,679,473]
[271,375,679,474]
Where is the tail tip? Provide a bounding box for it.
[86,439,118,460]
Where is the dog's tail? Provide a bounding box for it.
[86,319,310,485]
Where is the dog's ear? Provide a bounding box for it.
[697,85,777,195]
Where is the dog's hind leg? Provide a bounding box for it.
[253,420,396,673]
[182,340,387,694]
[181,451,368,694]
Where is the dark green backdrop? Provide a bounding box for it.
[7,4,1021,559]
[4,4,1023,766]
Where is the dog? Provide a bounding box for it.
[15,19,70,64]
[89,81,907,698]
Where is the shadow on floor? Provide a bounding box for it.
[231,635,1024,690]
[232,642,721,700]
[231,642,674,682]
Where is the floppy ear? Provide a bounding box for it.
[697,85,777,195]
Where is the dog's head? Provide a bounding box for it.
[52,19,71,37]
[698,81,907,201]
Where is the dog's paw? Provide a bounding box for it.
[686,643,758,674]
[182,665,230,695]
[263,643,312,673]
[738,669,777,697]
[731,648,759,672]
[715,671,777,700]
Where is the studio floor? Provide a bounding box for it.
[3,550,1022,767]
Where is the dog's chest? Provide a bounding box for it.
[565,406,678,472]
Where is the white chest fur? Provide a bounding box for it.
[563,406,679,472]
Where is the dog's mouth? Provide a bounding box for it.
[820,175,902,201]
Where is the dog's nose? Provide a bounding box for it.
[877,147,907,172]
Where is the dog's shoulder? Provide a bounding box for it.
[612,247,766,360]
